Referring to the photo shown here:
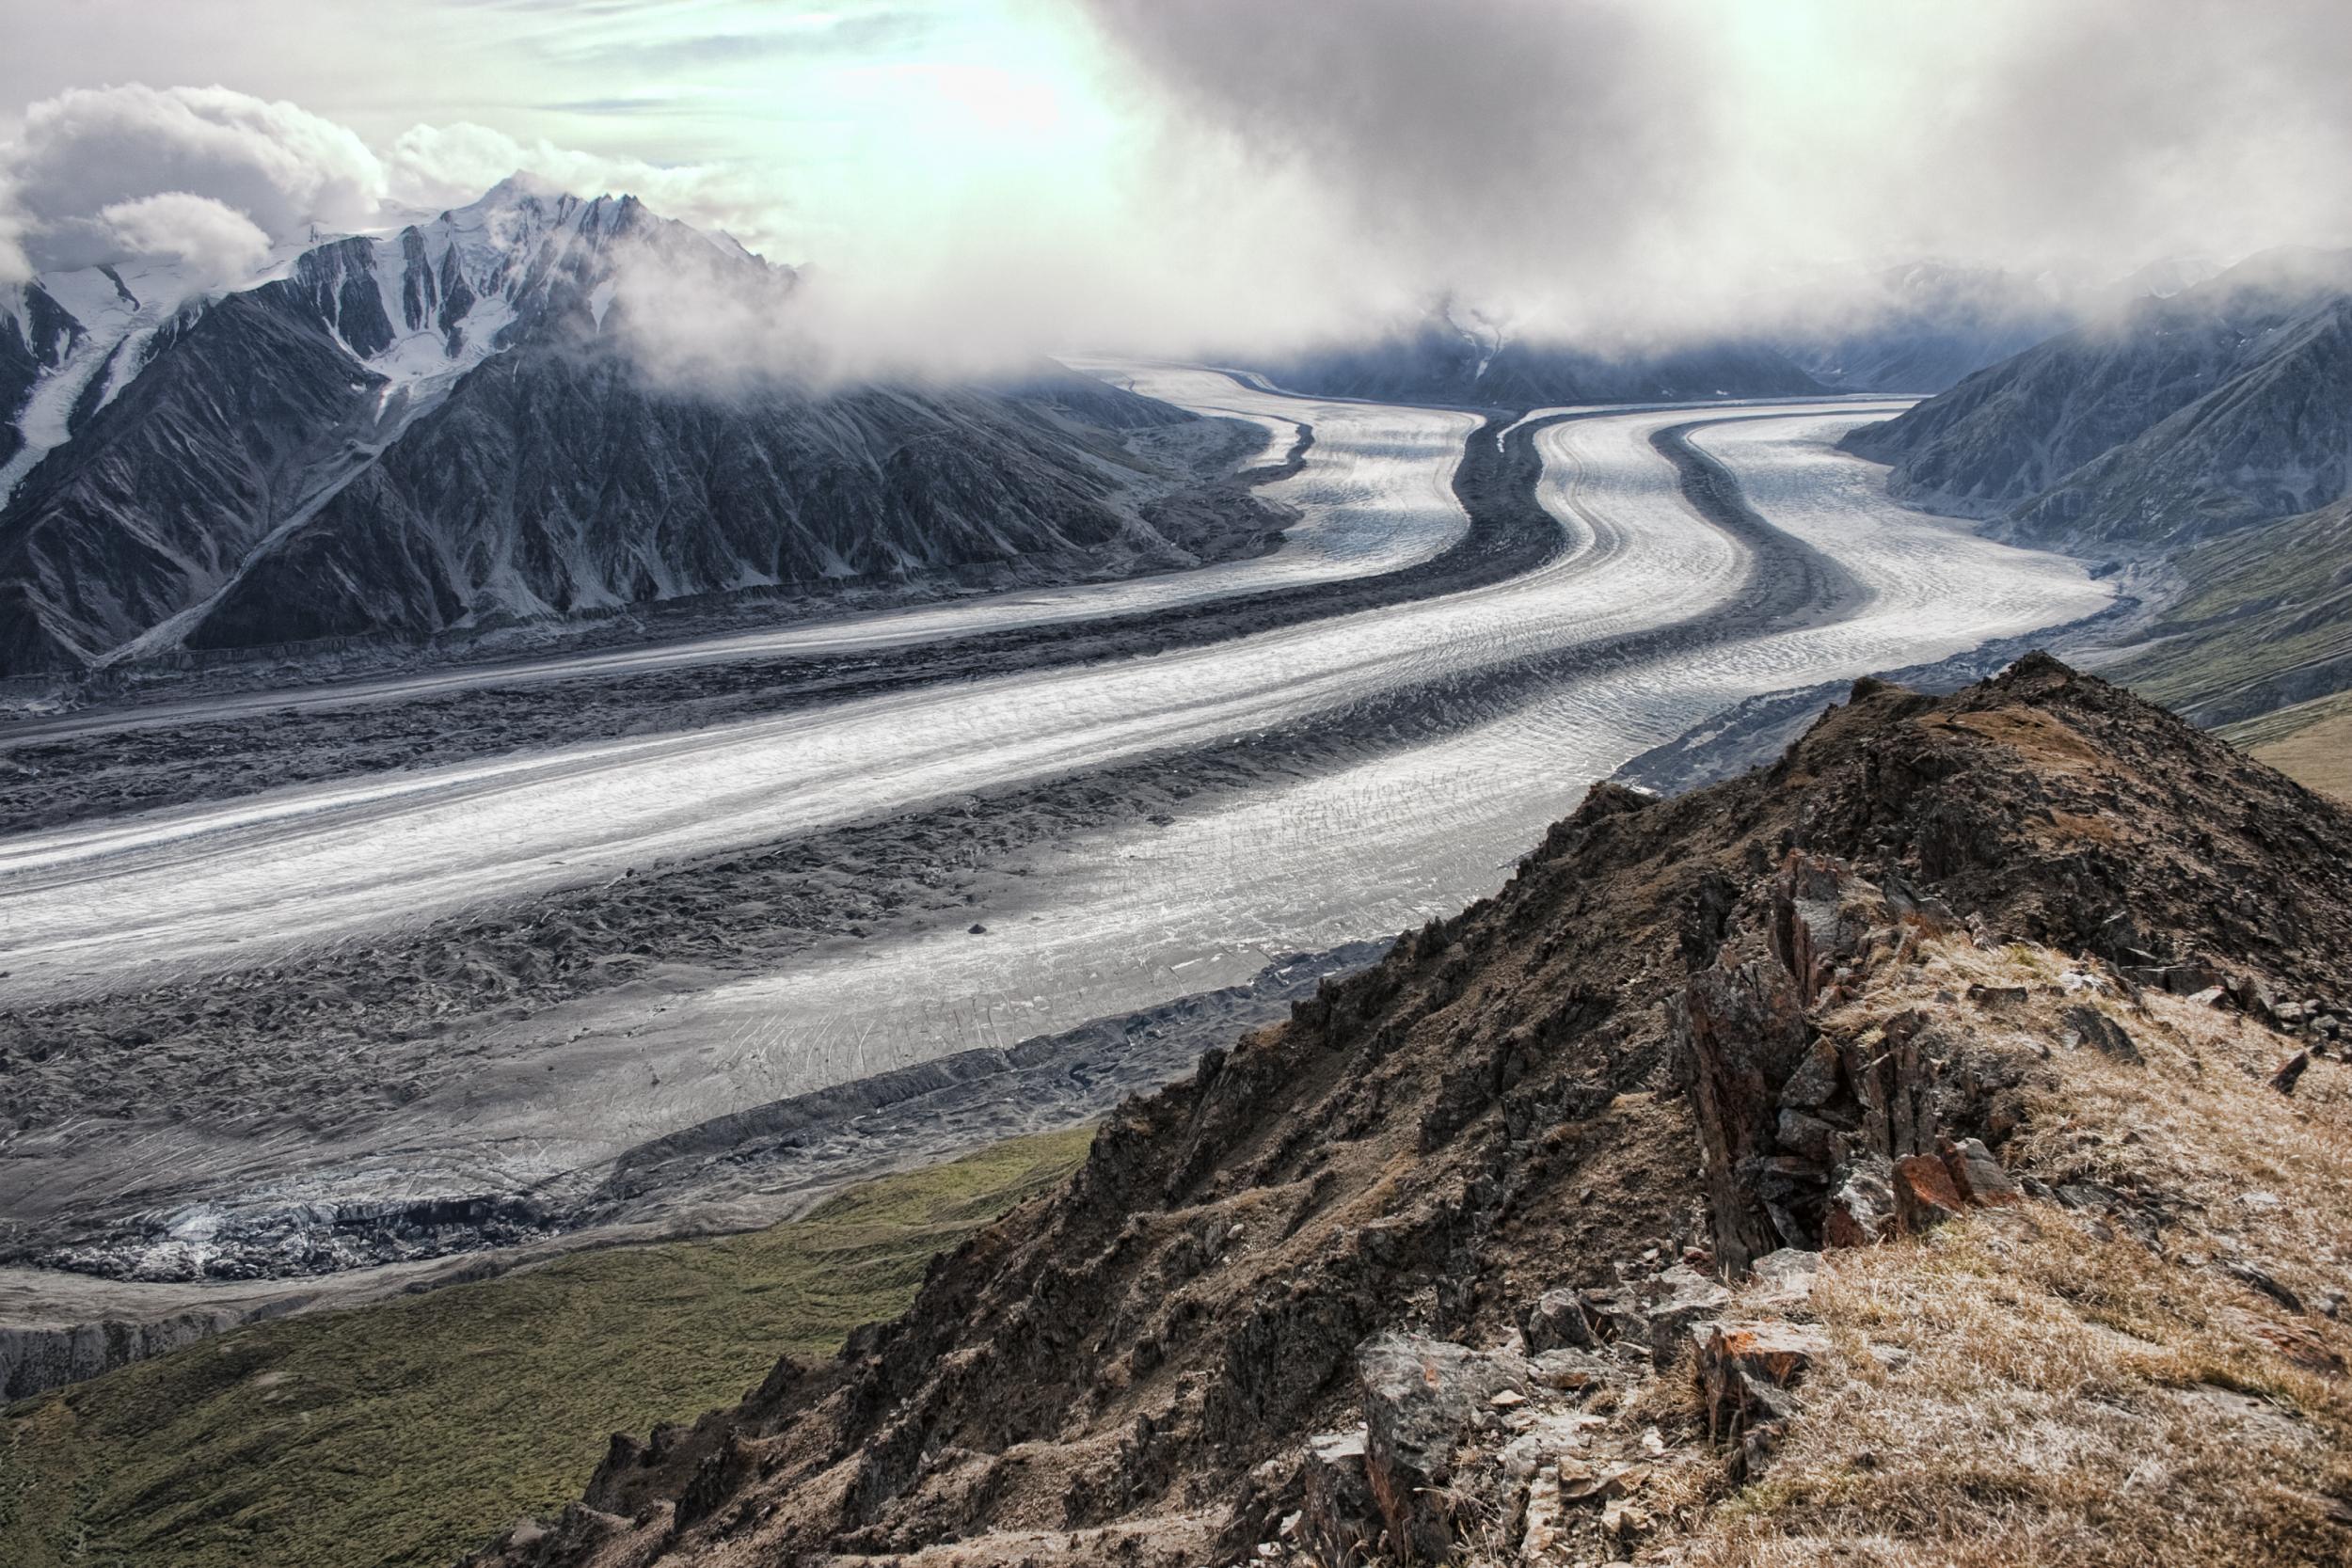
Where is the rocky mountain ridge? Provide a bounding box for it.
[466,656,2352,1567]
[0,179,1263,676]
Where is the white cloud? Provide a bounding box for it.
[96,192,273,284]
[0,81,780,292]
[1078,0,2352,343]
[9,2,2352,364]
[0,180,28,284]
[5,84,385,272]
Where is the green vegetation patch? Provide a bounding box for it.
[0,1127,1090,1568]
[2107,500,2352,723]
[2217,686,2352,751]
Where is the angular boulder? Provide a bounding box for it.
[2272,1050,2312,1094]
[1521,1287,1596,1353]
[1892,1153,1968,1233]
[1822,1154,1898,1248]
[1678,949,1814,1274]
[1298,1426,1378,1563]
[1359,1334,1530,1561]
[2060,1003,2141,1063]
[1644,1264,1733,1364]
[1693,1320,1831,1479]
[1938,1136,2020,1206]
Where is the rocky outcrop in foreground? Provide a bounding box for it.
[470,657,2352,1566]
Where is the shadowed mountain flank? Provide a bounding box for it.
[0,185,1276,677]
[1844,248,2352,551]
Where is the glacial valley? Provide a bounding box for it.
[0,363,2111,1339]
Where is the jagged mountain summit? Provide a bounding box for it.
[0,178,1251,677]
[0,175,693,506]
[468,657,2352,1567]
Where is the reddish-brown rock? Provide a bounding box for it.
[1939,1136,2020,1206]
[1694,1320,1831,1478]
[2273,1050,2312,1094]
[1892,1154,1968,1232]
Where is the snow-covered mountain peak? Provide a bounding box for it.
[1,178,788,508]
[470,168,573,209]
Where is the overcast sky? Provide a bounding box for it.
[5,0,2349,356]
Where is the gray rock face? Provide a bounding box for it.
[187,347,1194,652]
[0,179,1228,675]
[1359,1334,1532,1560]
[1846,247,2352,551]
[0,1310,246,1401]
[1298,1427,1377,1561]
[0,287,390,673]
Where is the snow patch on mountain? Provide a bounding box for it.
[1,175,790,511]
[0,257,225,505]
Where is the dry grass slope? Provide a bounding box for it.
[1681,940,2352,1568]
[2225,691,2352,802]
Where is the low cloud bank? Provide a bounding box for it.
[0,84,761,288]
[1077,0,2352,344]
[8,1,2352,383]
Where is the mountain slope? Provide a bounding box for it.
[466,657,2352,1567]
[2097,496,2352,726]
[0,281,87,470]
[2016,294,2352,544]
[1769,261,2083,394]
[0,181,1251,677]
[186,345,1206,650]
[1844,248,2352,547]
[0,286,388,673]
[1837,250,2352,731]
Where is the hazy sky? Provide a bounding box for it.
[5,0,2350,356]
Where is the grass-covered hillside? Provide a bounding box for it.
[2220,688,2352,802]
[2106,499,2352,735]
[0,1128,1091,1568]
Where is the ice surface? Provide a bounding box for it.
[0,397,2104,1007]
